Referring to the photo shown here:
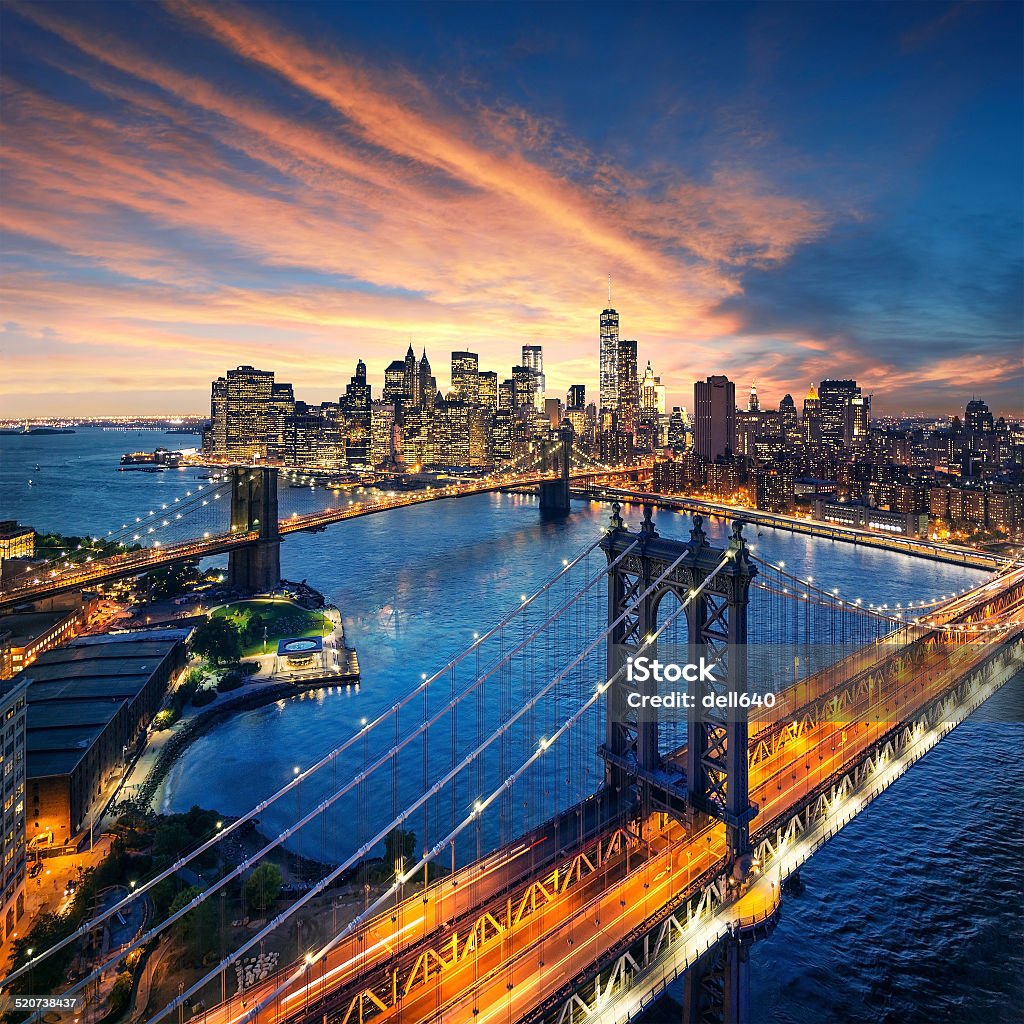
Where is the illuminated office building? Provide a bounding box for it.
[521,345,545,411]
[478,371,498,412]
[451,351,480,404]
[617,340,639,435]
[599,305,619,412]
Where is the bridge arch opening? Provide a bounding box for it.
[651,585,690,761]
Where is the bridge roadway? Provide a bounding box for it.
[574,484,1009,571]
[192,569,1024,1024]
[0,469,635,611]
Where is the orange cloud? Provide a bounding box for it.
[1,1,831,415]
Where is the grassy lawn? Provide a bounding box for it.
[213,598,328,657]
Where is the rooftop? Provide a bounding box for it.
[24,632,185,781]
[0,609,74,646]
[0,521,33,539]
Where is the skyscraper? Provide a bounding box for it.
[802,384,822,445]
[735,409,762,460]
[418,348,435,408]
[639,361,665,417]
[383,361,406,405]
[599,305,619,412]
[544,397,562,429]
[617,339,639,434]
[511,365,536,411]
[468,406,492,466]
[208,376,227,453]
[818,379,860,447]
[667,407,689,450]
[267,381,295,458]
[565,403,586,437]
[845,393,871,446]
[343,360,371,468]
[451,351,479,404]
[965,398,994,433]
[693,375,736,461]
[370,401,397,467]
[206,365,277,460]
[478,371,499,411]
[779,393,798,438]
[521,345,545,411]
[748,383,760,413]
[567,384,586,410]
[343,359,371,430]
[403,344,418,406]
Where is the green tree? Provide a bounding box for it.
[190,618,242,665]
[152,821,192,862]
[217,669,243,692]
[104,971,133,1021]
[139,562,200,602]
[242,613,265,646]
[8,914,75,994]
[168,886,218,956]
[244,862,283,915]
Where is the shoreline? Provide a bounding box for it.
[120,675,359,817]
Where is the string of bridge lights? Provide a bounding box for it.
[753,554,971,611]
[104,482,225,546]
[13,479,233,586]
[13,442,621,592]
[569,439,617,474]
[751,554,1024,634]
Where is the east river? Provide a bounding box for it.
[2,429,1021,1022]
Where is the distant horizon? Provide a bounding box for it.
[2,2,1021,416]
[2,367,1020,425]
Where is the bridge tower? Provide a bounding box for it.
[227,467,281,593]
[538,424,572,514]
[600,504,763,1024]
[599,505,758,858]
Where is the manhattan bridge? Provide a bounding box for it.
[3,436,1022,1024]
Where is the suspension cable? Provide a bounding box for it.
[146,542,721,1021]
[229,549,734,1024]
[1,534,610,988]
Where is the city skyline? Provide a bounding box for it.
[2,1,1022,416]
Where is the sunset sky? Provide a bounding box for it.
[1,1,1021,417]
